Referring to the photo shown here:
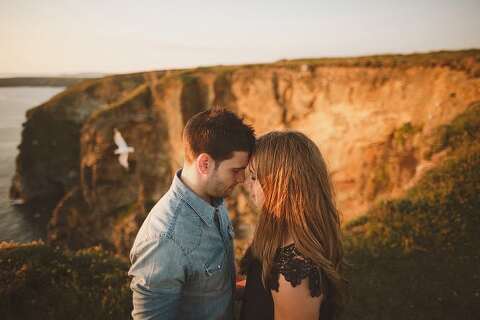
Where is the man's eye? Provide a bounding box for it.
[251,176,257,181]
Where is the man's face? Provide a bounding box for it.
[206,151,250,198]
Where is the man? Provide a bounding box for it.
[128,108,256,320]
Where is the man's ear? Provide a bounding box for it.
[196,153,213,175]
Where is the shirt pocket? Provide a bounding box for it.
[203,247,228,292]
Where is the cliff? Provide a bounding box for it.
[10,49,480,255]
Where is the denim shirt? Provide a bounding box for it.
[128,170,236,320]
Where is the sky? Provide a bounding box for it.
[1,0,479,76]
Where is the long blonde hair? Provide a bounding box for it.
[250,131,347,315]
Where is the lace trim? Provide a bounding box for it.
[268,244,323,297]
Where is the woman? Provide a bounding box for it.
[238,131,347,320]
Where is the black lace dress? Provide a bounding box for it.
[239,244,333,320]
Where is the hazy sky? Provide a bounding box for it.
[1,0,479,75]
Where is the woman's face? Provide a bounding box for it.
[246,162,265,209]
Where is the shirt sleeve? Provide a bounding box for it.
[129,236,189,320]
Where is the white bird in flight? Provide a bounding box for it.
[113,128,134,170]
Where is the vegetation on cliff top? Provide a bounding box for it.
[188,49,480,77]
[281,49,480,73]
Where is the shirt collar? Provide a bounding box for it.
[170,169,224,226]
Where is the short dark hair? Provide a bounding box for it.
[183,108,255,163]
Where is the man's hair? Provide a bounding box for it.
[183,108,256,164]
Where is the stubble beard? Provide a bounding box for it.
[208,175,235,199]
[210,182,234,199]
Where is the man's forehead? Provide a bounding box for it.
[223,151,250,167]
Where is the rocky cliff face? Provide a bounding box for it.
[10,50,480,255]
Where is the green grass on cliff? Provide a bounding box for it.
[186,49,480,78]
[0,242,131,320]
[342,103,480,319]
[164,49,480,80]
[278,49,480,76]
[427,102,480,157]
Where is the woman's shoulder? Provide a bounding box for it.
[268,244,325,297]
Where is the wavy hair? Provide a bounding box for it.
[250,131,347,316]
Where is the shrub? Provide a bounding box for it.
[0,241,131,320]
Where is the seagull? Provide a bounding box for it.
[113,128,134,170]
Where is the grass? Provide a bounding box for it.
[342,104,480,319]
[344,249,479,319]
[427,102,480,157]
[392,122,422,148]
[276,49,480,76]
[0,241,131,320]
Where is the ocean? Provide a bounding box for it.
[0,87,64,242]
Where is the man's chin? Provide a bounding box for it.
[210,191,232,200]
